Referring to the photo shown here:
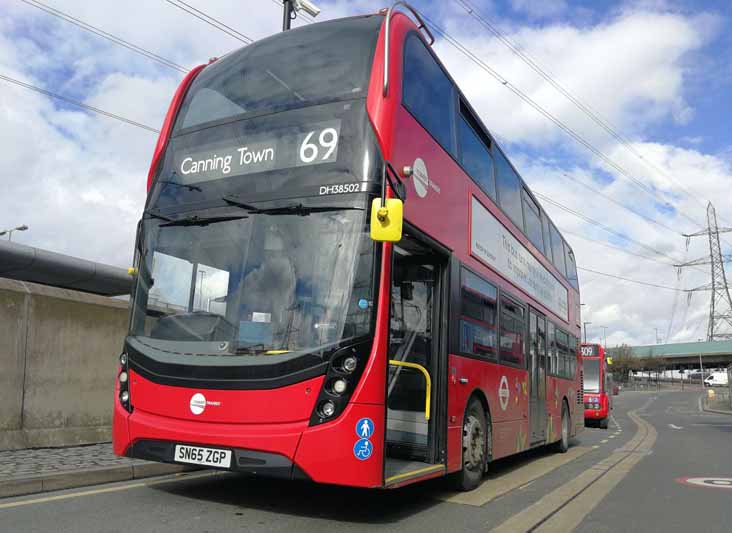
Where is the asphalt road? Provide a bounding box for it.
[2,390,730,532]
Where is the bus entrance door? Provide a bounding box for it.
[528,310,548,445]
[384,233,447,486]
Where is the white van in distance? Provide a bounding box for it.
[704,371,729,387]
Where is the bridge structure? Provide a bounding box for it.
[615,341,732,371]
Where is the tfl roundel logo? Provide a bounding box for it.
[189,393,206,415]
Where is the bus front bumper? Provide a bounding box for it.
[125,438,310,480]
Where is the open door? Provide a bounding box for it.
[384,232,448,486]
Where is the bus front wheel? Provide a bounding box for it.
[451,398,489,491]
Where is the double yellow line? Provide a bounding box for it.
[490,399,658,532]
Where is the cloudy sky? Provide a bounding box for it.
[2,0,731,346]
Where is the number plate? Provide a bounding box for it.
[174,445,232,468]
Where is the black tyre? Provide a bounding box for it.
[553,402,570,453]
[599,417,609,429]
[451,398,489,491]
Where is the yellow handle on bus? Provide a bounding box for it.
[388,359,431,420]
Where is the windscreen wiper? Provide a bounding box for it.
[144,209,247,227]
[223,198,363,216]
[158,180,202,192]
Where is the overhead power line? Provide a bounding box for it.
[561,228,679,266]
[556,173,679,235]
[0,73,160,133]
[577,267,685,292]
[420,15,712,235]
[533,191,701,270]
[452,0,727,229]
[20,0,189,73]
[165,0,253,44]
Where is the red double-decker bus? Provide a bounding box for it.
[581,343,611,428]
[114,3,583,491]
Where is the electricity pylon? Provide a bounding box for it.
[676,203,732,341]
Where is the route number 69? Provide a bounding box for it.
[299,128,339,163]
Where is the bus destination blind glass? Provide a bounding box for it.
[580,345,600,356]
[470,197,569,320]
[174,120,341,184]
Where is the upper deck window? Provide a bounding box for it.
[173,16,382,133]
[564,241,579,290]
[458,102,496,200]
[402,34,456,155]
[495,148,524,230]
[549,222,567,277]
[522,190,545,254]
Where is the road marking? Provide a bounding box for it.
[490,398,657,533]
[669,424,684,430]
[592,446,599,450]
[0,471,220,510]
[600,439,608,443]
[677,477,732,490]
[441,446,590,507]
[608,436,615,439]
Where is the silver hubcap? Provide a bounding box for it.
[562,410,569,445]
[463,414,485,471]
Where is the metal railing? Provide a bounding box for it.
[382,1,434,96]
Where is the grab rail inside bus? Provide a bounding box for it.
[388,359,431,420]
[382,1,435,96]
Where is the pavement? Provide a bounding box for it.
[1,391,731,532]
[0,443,192,498]
[701,389,732,415]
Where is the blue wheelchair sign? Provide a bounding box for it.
[353,438,373,461]
[356,418,374,439]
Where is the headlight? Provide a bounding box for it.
[119,371,128,384]
[120,390,130,403]
[331,379,347,395]
[342,356,358,373]
[319,400,336,418]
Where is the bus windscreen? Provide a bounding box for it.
[584,358,600,392]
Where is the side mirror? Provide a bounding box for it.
[370,198,403,242]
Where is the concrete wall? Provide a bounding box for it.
[0,278,128,451]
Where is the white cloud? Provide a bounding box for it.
[0,0,729,346]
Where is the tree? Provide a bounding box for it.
[610,344,640,383]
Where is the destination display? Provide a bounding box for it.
[580,345,599,356]
[173,120,341,184]
[470,197,569,320]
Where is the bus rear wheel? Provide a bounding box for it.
[553,402,570,453]
[599,417,609,429]
[451,398,488,491]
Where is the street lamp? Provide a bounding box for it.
[599,326,608,349]
[583,321,592,343]
[698,338,705,387]
[0,224,28,241]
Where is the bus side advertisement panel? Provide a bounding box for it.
[470,197,568,322]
